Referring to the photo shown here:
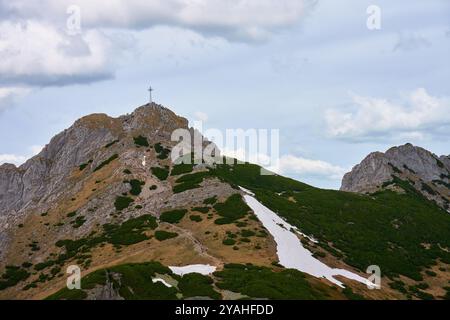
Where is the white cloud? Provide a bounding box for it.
[0,154,27,166]
[325,88,450,141]
[0,0,315,89]
[221,147,346,180]
[0,20,113,86]
[1,0,315,42]
[277,155,347,180]
[0,145,44,166]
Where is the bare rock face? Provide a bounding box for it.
[0,103,186,212]
[441,155,450,170]
[340,152,392,194]
[0,103,217,264]
[341,143,450,211]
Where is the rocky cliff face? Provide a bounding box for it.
[341,143,450,211]
[0,103,276,299]
[0,104,187,241]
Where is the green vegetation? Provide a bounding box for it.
[154,143,170,160]
[408,285,434,300]
[213,194,251,225]
[154,230,178,241]
[160,209,187,224]
[433,180,450,190]
[241,230,256,237]
[203,196,217,205]
[102,215,157,245]
[125,179,145,196]
[192,207,209,214]
[53,215,158,269]
[172,171,211,194]
[313,251,326,258]
[133,135,149,147]
[47,288,88,300]
[28,241,40,252]
[71,216,86,229]
[425,270,437,277]
[0,266,30,290]
[389,280,407,294]
[214,264,327,300]
[151,167,169,181]
[79,160,93,171]
[210,161,309,193]
[67,211,77,218]
[210,161,450,281]
[189,215,202,222]
[443,287,450,300]
[171,163,194,176]
[114,196,134,211]
[222,238,236,246]
[149,185,157,190]
[178,273,221,299]
[93,154,119,172]
[388,163,402,174]
[35,260,55,271]
[47,262,178,300]
[226,231,237,239]
[403,165,416,174]
[104,139,119,148]
[123,169,132,175]
[416,282,429,290]
[421,182,437,196]
[342,287,365,300]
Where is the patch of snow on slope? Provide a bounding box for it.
[169,264,217,276]
[152,278,172,287]
[240,187,369,288]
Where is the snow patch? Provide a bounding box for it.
[152,278,172,288]
[240,187,369,288]
[169,264,216,276]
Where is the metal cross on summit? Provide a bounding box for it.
[148,86,154,104]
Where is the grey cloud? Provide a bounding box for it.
[0,73,113,88]
[0,0,317,43]
[58,35,92,57]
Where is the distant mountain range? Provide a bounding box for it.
[1,104,449,300]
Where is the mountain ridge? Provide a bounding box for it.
[1,103,449,300]
[341,143,450,211]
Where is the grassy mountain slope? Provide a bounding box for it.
[210,162,450,294]
[47,160,450,300]
[47,261,346,300]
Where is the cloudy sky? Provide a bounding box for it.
[0,0,449,189]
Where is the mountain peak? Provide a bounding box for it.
[121,103,189,136]
[341,143,450,211]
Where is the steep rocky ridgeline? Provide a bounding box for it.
[341,143,450,211]
[0,103,279,299]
